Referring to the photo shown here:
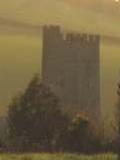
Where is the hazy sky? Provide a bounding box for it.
[0,0,120,122]
[0,0,120,36]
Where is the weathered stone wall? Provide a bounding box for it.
[42,25,100,123]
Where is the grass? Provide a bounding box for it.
[0,153,117,160]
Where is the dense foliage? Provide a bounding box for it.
[7,75,69,151]
[4,75,117,153]
[58,113,102,153]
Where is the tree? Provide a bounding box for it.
[58,113,101,153]
[117,83,120,159]
[7,75,69,151]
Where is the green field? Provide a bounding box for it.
[0,153,117,160]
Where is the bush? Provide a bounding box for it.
[7,75,69,152]
[57,113,102,153]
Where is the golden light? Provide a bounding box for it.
[115,0,119,3]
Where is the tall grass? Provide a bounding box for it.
[0,153,117,160]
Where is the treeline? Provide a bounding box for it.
[0,75,118,153]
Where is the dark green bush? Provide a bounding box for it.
[7,75,69,152]
[57,113,102,153]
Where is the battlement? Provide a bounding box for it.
[65,33,99,44]
[43,25,62,34]
[43,25,100,45]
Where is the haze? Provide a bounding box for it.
[0,0,120,122]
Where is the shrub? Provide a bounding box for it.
[7,75,69,152]
[57,113,102,153]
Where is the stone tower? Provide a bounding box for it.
[41,25,100,123]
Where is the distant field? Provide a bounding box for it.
[0,153,117,160]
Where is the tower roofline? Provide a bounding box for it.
[43,25,100,44]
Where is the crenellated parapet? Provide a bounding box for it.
[65,33,99,45]
[43,25,100,45]
[43,25,62,36]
